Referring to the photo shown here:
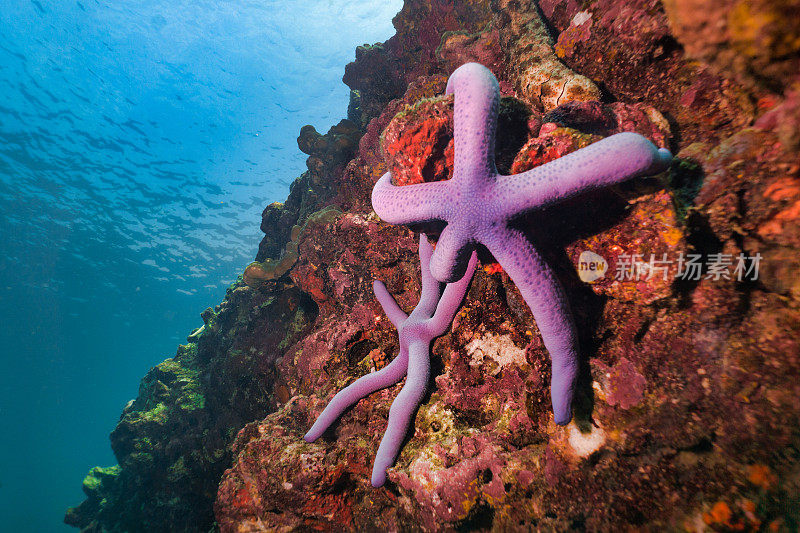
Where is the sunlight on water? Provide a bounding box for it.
[0,0,400,297]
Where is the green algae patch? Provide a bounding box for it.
[278,306,312,351]
[177,390,205,411]
[81,465,120,498]
[140,402,169,424]
[166,456,188,482]
[134,355,205,415]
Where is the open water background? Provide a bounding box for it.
[0,1,401,529]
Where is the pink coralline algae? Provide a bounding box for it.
[595,357,647,409]
[305,234,477,486]
[372,62,672,426]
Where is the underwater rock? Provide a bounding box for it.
[256,120,359,264]
[381,95,455,186]
[243,242,298,288]
[542,0,756,146]
[662,0,800,93]
[65,282,319,532]
[343,43,407,129]
[510,125,603,174]
[493,0,601,110]
[245,205,343,291]
[436,27,506,77]
[216,396,406,531]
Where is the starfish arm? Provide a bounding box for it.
[446,63,500,181]
[497,132,673,214]
[373,280,408,328]
[483,227,579,425]
[371,172,449,224]
[427,250,478,337]
[304,345,410,442]
[416,234,443,316]
[429,225,475,283]
[371,340,430,487]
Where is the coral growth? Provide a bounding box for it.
[495,0,601,110]
[305,235,477,487]
[244,205,342,290]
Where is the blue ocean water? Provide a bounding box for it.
[0,0,401,530]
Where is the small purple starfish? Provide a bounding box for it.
[305,234,477,487]
[372,62,672,426]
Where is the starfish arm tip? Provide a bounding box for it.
[552,380,575,426]
[371,470,387,488]
[655,147,673,170]
[614,132,673,176]
[371,175,447,225]
[373,280,408,326]
[554,414,572,426]
[303,424,324,442]
[551,357,579,427]
[500,132,675,212]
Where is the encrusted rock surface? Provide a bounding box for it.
[661,0,800,93]
[65,284,319,531]
[67,0,800,531]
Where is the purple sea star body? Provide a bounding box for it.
[372,62,673,426]
[305,234,477,487]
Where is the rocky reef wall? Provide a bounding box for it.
[67,0,800,531]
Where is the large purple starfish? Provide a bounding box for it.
[372,62,672,426]
[305,234,477,487]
